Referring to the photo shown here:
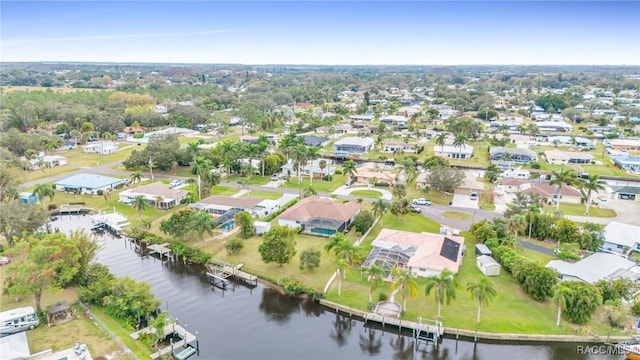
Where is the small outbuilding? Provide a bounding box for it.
[254,221,271,235]
[475,244,492,257]
[476,255,501,276]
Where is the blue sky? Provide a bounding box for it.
[2,1,639,65]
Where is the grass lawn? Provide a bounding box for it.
[23,165,79,182]
[350,190,382,199]
[63,145,139,168]
[442,211,472,221]
[211,185,240,196]
[284,174,347,193]
[324,236,616,335]
[212,233,340,292]
[225,175,272,186]
[543,203,617,217]
[379,212,441,234]
[89,305,153,359]
[242,190,283,200]
[406,187,453,206]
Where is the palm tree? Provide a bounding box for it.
[192,156,211,200]
[188,211,216,242]
[435,133,447,155]
[453,134,469,163]
[319,159,327,181]
[256,135,270,177]
[335,258,348,297]
[132,195,149,218]
[389,198,410,216]
[425,269,458,319]
[550,168,577,211]
[391,268,418,312]
[33,183,54,206]
[325,233,359,265]
[362,264,385,304]
[552,283,571,326]
[291,143,309,185]
[186,141,200,158]
[507,214,527,238]
[130,171,143,187]
[372,199,389,226]
[148,311,174,348]
[466,276,497,324]
[219,139,238,175]
[342,160,357,180]
[578,174,606,215]
[306,147,319,185]
[392,184,406,199]
[148,157,156,181]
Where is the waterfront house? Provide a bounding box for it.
[434,144,474,159]
[353,168,396,186]
[382,142,416,154]
[55,173,125,195]
[302,135,330,147]
[277,196,360,237]
[363,228,465,278]
[489,147,537,164]
[118,182,187,209]
[190,196,264,216]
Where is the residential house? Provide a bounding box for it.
[535,121,573,132]
[363,228,465,278]
[240,135,277,145]
[18,192,39,205]
[22,153,68,170]
[382,142,416,154]
[380,115,407,127]
[302,135,329,147]
[83,141,118,155]
[543,149,593,165]
[609,138,640,151]
[281,159,335,179]
[541,135,594,149]
[277,196,360,236]
[499,178,526,193]
[520,182,582,204]
[612,155,640,172]
[489,147,537,163]
[434,144,474,159]
[415,172,428,190]
[546,252,640,284]
[118,182,187,209]
[190,196,264,216]
[55,173,125,195]
[608,185,640,201]
[58,140,77,151]
[333,137,375,154]
[601,222,640,254]
[349,114,375,122]
[353,168,396,186]
[123,125,144,136]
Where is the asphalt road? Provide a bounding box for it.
[519,240,555,256]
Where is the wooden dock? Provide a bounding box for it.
[206,260,258,287]
[130,323,197,360]
[147,243,172,259]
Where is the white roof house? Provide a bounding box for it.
[547,252,639,284]
[333,137,375,154]
[434,144,474,159]
[601,222,640,254]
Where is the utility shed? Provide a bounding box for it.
[254,221,271,235]
[477,255,501,276]
[475,244,492,257]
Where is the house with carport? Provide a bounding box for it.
[55,173,125,195]
[333,137,375,155]
[543,149,593,165]
[546,252,640,284]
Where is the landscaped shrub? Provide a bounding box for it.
[278,277,314,296]
[97,190,104,196]
[169,241,212,265]
[334,169,343,175]
[133,133,144,139]
[225,238,244,255]
[492,245,556,301]
[323,175,333,181]
[530,162,541,169]
[375,182,390,187]
[631,301,640,316]
[127,227,165,244]
[378,292,388,302]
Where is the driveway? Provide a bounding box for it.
[418,205,499,231]
[450,193,479,209]
[332,186,392,201]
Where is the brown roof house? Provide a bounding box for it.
[118,182,187,209]
[277,196,360,236]
[363,229,465,278]
[521,182,582,205]
[190,195,264,216]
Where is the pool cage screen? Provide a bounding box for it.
[362,248,411,277]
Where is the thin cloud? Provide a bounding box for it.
[4,29,236,47]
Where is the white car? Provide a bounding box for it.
[271,174,279,181]
[412,198,431,206]
[597,195,608,202]
[470,192,478,201]
[169,179,184,188]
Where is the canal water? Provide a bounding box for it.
[51,215,622,360]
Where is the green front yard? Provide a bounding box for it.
[350,190,383,199]
[211,185,241,196]
[225,175,272,186]
[543,203,617,217]
[284,174,347,193]
[241,190,284,200]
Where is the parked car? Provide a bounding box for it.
[410,205,422,213]
[0,256,10,266]
[412,198,431,206]
[345,178,356,187]
[270,174,279,181]
[169,179,184,188]
[470,192,478,201]
[597,195,608,202]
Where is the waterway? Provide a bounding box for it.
[51,215,623,360]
